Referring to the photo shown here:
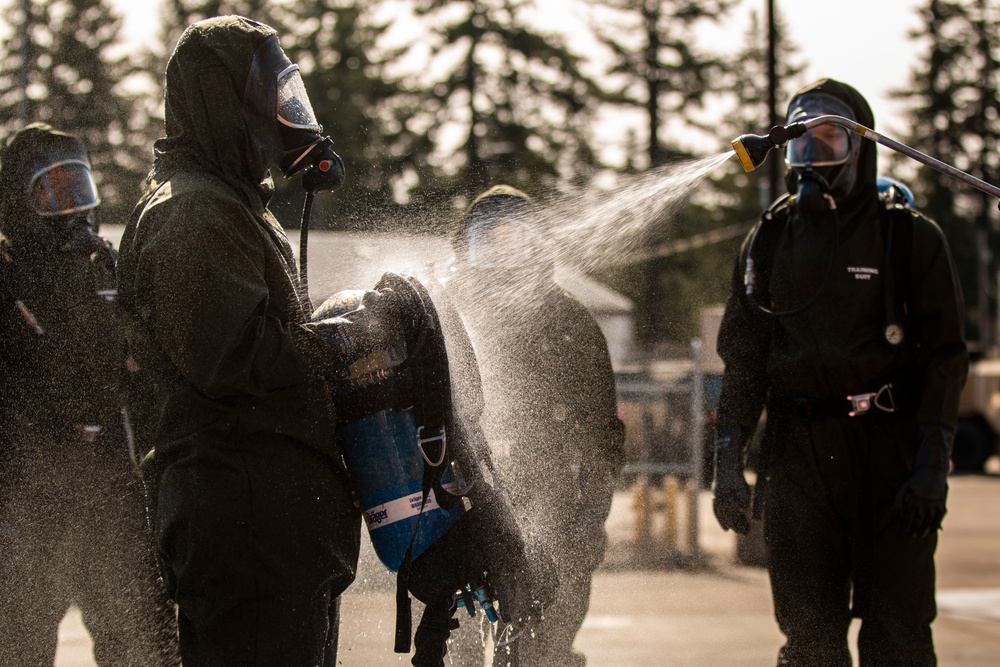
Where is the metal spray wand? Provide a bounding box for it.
[731,115,1000,200]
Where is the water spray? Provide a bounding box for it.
[732,115,1000,200]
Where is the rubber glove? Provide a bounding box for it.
[712,425,751,534]
[896,425,952,538]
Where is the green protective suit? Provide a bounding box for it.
[442,186,626,667]
[0,124,180,665]
[716,80,968,666]
[115,17,360,667]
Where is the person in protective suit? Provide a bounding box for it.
[712,79,968,666]
[115,16,423,666]
[0,123,180,665]
[439,185,626,667]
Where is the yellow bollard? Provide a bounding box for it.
[632,475,651,545]
[662,475,679,552]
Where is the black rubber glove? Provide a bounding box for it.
[313,274,427,366]
[712,425,751,535]
[896,425,952,538]
[371,272,428,351]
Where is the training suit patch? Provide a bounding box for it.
[847,266,879,281]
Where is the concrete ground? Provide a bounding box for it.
[54,471,1000,666]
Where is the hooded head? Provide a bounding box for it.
[783,79,879,220]
[451,185,550,279]
[153,16,330,193]
[0,122,102,256]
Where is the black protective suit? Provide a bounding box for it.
[0,124,180,665]
[442,186,625,667]
[715,80,968,666]
[115,17,367,666]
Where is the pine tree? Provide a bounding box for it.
[896,0,1000,348]
[586,0,733,348]
[156,0,270,58]
[715,6,807,219]
[590,0,734,168]
[404,0,610,209]
[0,0,150,226]
[264,1,430,231]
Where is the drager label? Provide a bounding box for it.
[363,490,445,529]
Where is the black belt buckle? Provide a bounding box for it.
[847,384,896,417]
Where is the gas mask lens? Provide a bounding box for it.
[786,124,851,167]
[467,216,538,269]
[276,65,320,131]
[29,160,100,217]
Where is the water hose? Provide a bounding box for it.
[299,190,315,306]
[297,144,345,308]
[744,195,841,317]
[732,115,1000,199]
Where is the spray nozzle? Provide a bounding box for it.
[736,115,1000,203]
[731,122,808,173]
[452,583,503,623]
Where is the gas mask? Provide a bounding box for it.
[792,166,837,214]
[785,92,861,213]
[467,216,541,270]
[466,198,543,273]
[24,157,102,255]
[244,36,345,190]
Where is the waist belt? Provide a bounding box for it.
[770,383,908,419]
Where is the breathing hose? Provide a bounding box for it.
[299,190,315,305]
[744,198,840,317]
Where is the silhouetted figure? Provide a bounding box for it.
[442,185,625,667]
[116,16,419,666]
[713,79,968,666]
[0,123,180,665]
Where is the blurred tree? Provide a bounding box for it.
[0,0,152,226]
[895,0,1000,350]
[265,1,433,232]
[402,0,611,214]
[590,0,734,168]
[586,0,733,348]
[715,5,806,216]
[157,0,270,59]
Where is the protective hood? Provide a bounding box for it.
[149,15,278,206]
[452,185,534,239]
[784,79,880,225]
[0,122,102,255]
[451,185,551,274]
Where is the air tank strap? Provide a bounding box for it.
[394,275,458,654]
[879,200,913,348]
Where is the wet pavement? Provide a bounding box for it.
[54,472,1000,666]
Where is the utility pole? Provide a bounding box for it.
[18,0,31,124]
[645,0,662,169]
[975,0,995,352]
[764,0,781,205]
[643,0,664,345]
